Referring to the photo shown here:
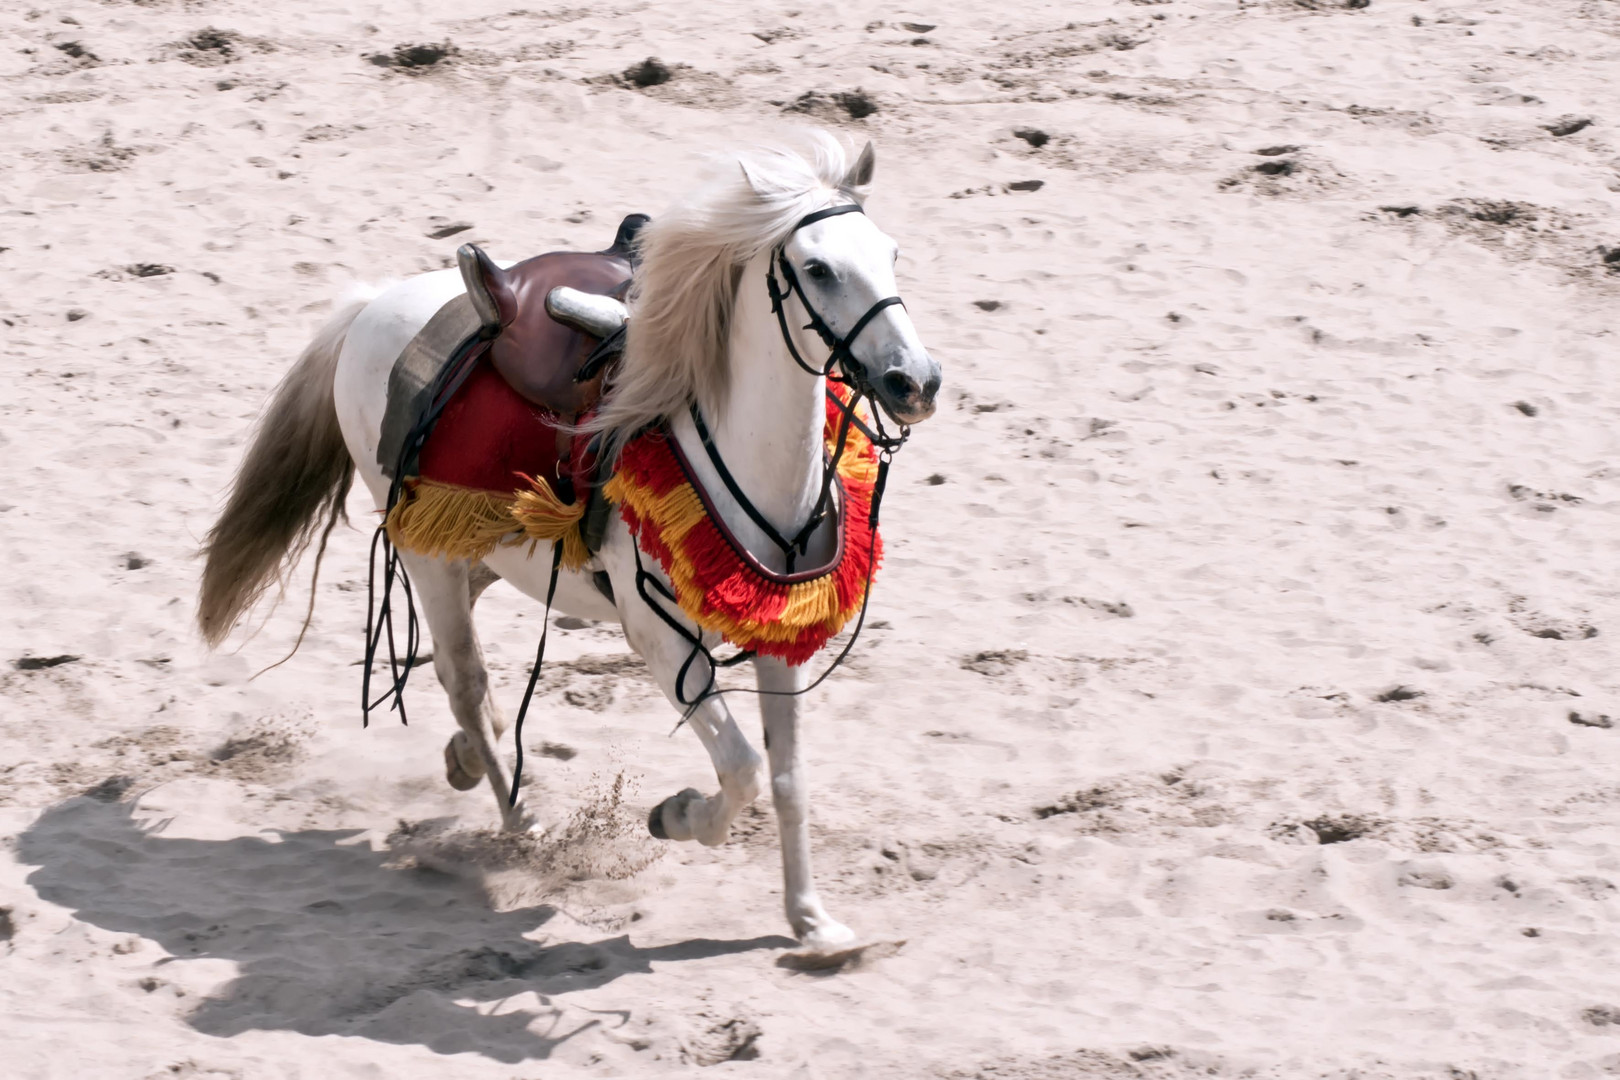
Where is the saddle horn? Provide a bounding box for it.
[545,286,628,340]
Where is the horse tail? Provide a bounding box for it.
[197,297,370,648]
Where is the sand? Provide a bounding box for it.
[4,0,1620,1076]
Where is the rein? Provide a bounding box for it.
[626,200,910,721]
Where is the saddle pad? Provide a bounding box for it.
[380,330,592,568]
[381,352,591,566]
[377,293,483,480]
[413,356,566,495]
[377,275,602,569]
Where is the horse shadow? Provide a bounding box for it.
[17,795,792,1063]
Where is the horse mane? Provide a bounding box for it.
[584,130,869,458]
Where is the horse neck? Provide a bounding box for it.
[674,248,826,566]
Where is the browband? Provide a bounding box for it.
[793,202,865,231]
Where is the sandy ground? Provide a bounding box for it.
[4,0,1620,1076]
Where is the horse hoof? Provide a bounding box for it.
[444,737,482,791]
[799,920,859,953]
[647,788,702,842]
[778,938,904,974]
[502,807,540,834]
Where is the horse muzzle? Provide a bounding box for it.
[867,355,940,426]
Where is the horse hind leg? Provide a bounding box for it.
[442,560,502,792]
[399,552,532,831]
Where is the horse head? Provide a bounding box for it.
[754,143,942,427]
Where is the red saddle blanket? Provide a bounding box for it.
[385,355,594,567]
[415,356,567,494]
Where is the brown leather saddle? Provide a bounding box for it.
[447,214,647,565]
[456,213,646,415]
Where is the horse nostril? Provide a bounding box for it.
[881,369,920,403]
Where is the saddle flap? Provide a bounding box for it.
[457,243,515,338]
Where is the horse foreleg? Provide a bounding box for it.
[756,655,855,950]
[608,546,761,846]
[399,552,532,831]
[646,699,762,847]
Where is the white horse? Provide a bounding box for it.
[197,133,940,950]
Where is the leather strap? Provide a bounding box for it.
[508,541,563,806]
[794,202,866,230]
[689,403,801,560]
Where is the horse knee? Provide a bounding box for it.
[733,771,762,807]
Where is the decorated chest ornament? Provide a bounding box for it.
[610,201,911,712]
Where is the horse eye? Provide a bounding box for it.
[804,260,829,281]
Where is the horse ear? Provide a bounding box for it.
[842,141,876,189]
[739,159,773,199]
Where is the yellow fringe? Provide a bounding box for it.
[834,403,880,486]
[600,399,879,648]
[603,473,849,647]
[386,480,520,561]
[386,476,588,569]
[511,475,590,570]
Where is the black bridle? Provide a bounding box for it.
[692,201,910,572]
[766,204,905,384]
[625,200,914,725]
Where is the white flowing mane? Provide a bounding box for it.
[584,131,869,457]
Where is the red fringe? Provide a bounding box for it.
[613,392,883,665]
